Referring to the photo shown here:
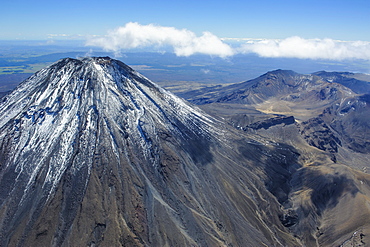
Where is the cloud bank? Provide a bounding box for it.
[238,36,370,60]
[86,22,370,60]
[86,22,234,58]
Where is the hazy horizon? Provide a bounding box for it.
[2,0,370,60]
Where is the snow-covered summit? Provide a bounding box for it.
[0,57,222,245]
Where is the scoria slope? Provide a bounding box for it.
[0,57,303,246]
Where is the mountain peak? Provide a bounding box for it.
[2,58,369,246]
[0,57,223,244]
[261,69,299,79]
[0,57,306,246]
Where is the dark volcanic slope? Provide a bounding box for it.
[321,94,370,154]
[178,68,370,246]
[0,57,304,246]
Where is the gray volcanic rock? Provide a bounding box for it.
[321,94,370,154]
[0,57,302,246]
[244,116,295,130]
[300,117,342,162]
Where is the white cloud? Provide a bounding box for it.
[86,23,370,60]
[237,36,370,60]
[86,22,234,58]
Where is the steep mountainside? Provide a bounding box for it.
[1,58,370,246]
[0,57,305,246]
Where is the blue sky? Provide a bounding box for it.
[2,0,369,40]
[2,0,370,60]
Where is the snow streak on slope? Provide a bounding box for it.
[0,57,217,208]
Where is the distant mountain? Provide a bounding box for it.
[184,69,370,157]
[182,69,355,106]
[1,58,370,246]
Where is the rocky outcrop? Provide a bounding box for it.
[244,116,295,130]
[300,117,341,161]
